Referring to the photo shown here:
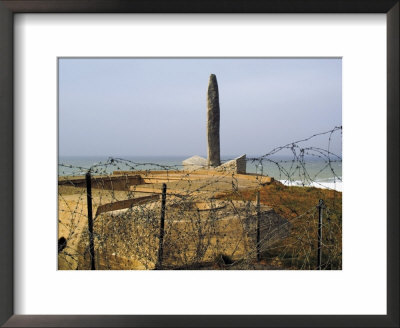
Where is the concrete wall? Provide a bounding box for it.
[74,199,291,270]
[58,174,144,191]
[217,154,246,174]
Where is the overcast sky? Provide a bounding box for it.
[59,58,342,157]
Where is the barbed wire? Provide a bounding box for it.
[58,127,342,270]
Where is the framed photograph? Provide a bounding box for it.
[53,56,344,281]
[0,0,398,327]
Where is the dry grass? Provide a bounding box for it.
[215,181,342,269]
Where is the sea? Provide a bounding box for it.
[59,155,342,192]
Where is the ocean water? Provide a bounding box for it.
[59,155,342,191]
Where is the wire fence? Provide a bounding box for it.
[58,126,342,270]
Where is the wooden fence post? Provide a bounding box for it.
[85,171,95,270]
[256,191,261,262]
[156,183,167,269]
[317,199,325,270]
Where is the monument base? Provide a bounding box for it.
[182,154,246,174]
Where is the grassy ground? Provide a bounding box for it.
[215,181,342,269]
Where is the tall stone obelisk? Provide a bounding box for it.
[207,74,221,167]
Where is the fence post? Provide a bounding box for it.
[317,199,325,270]
[256,191,261,262]
[156,183,167,269]
[85,171,95,270]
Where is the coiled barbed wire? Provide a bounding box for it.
[58,127,342,270]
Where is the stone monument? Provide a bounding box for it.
[207,74,221,167]
[182,74,246,174]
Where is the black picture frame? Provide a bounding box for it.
[0,1,398,327]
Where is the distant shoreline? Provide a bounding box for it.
[58,155,342,192]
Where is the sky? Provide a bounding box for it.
[59,58,342,157]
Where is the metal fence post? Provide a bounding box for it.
[85,171,95,270]
[157,183,167,269]
[256,191,261,262]
[317,199,325,270]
